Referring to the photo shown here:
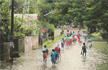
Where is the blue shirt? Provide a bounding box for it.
[51,51,57,59]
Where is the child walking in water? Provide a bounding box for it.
[88,37,92,49]
[81,43,87,56]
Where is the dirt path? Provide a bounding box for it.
[0,29,101,70]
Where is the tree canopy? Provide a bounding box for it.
[0,0,108,42]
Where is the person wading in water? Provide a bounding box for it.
[51,49,57,65]
[55,44,61,60]
[42,45,49,63]
[81,43,87,56]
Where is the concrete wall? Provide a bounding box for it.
[14,39,24,53]
[24,36,38,52]
[54,29,61,37]
[0,36,38,61]
[0,42,10,61]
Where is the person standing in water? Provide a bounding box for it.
[78,34,80,43]
[70,31,72,37]
[81,43,87,56]
[61,38,65,50]
[77,31,80,35]
[55,44,61,60]
[75,35,78,43]
[84,32,87,42]
[69,37,73,46]
[64,36,66,45]
[42,45,49,62]
[51,49,57,65]
[88,37,92,49]
[66,36,70,47]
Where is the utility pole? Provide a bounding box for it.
[39,9,43,48]
[9,0,12,15]
[22,0,27,22]
[11,0,14,40]
[27,0,30,26]
[0,18,1,61]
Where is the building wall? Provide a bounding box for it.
[24,36,38,52]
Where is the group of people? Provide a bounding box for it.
[62,30,93,56]
[42,44,61,65]
[42,30,93,65]
[63,30,86,48]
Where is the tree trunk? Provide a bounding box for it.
[107,33,108,44]
[87,27,90,32]
[88,27,91,37]
[9,0,12,15]
[93,27,96,32]
[22,0,27,22]
[90,27,92,33]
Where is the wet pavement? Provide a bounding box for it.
[0,29,103,70]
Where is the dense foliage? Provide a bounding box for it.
[35,0,108,42]
[0,0,40,42]
[0,0,108,42]
[34,0,108,33]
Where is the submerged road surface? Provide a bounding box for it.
[0,29,102,70]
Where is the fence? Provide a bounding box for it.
[0,36,38,61]
[24,36,38,52]
[14,39,24,53]
[0,42,10,61]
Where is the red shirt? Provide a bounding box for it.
[55,47,60,54]
[78,35,80,39]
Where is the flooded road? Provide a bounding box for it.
[0,29,102,70]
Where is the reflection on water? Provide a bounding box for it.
[50,65,57,70]
[41,63,47,70]
[82,56,86,65]
[0,33,104,70]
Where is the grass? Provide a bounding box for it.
[19,52,25,55]
[91,32,100,37]
[43,35,65,48]
[81,28,87,32]
[90,36,105,42]
[93,42,107,50]
[93,42,108,70]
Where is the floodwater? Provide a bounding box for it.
[0,29,103,70]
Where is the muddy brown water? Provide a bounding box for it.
[0,29,103,70]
